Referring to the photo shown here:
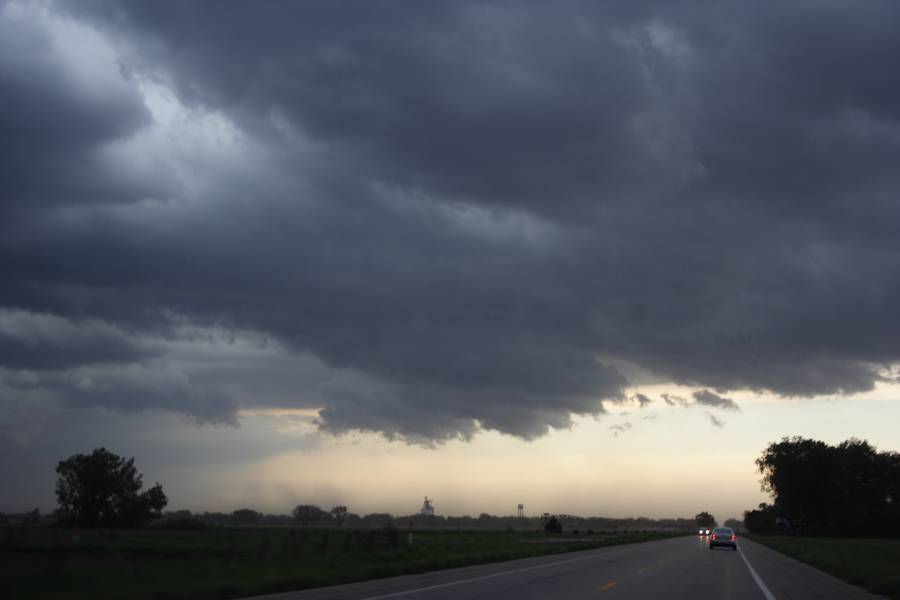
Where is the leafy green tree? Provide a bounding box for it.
[756,437,830,529]
[55,447,167,528]
[754,437,900,535]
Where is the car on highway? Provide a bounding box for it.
[698,528,712,536]
[708,527,737,550]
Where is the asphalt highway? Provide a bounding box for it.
[245,535,881,600]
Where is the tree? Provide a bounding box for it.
[694,512,716,528]
[359,512,394,528]
[292,504,329,528]
[544,515,563,533]
[55,447,167,528]
[753,437,900,535]
[330,505,348,528]
[756,437,830,529]
[232,508,261,526]
[743,503,776,534]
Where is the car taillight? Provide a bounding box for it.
[711,534,716,540]
[731,535,736,541]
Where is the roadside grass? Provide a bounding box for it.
[0,527,684,600]
[748,535,900,599]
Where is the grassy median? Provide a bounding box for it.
[1,527,683,600]
[748,535,900,599]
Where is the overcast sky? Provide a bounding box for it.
[2,0,900,520]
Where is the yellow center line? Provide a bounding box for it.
[597,581,618,592]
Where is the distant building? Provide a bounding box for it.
[420,496,434,516]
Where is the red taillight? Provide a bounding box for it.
[731,535,736,541]
[711,534,716,540]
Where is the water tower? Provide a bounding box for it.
[420,496,434,516]
[517,503,525,518]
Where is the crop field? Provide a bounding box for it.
[0,527,683,600]
[748,535,900,599]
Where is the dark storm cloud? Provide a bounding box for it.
[691,390,740,412]
[659,389,740,412]
[39,368,239,425]
[316,362,620,443]
[2,1,900,442]
[0,310,159,371]
[0,2,156,222]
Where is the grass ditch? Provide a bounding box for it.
[0,527,683,599]
[747,534,900,599]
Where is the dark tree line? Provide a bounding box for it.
[744,437,900,536]
[38,448,708,533]
[153,508,698,533]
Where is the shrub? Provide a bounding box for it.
[544,517,563,534]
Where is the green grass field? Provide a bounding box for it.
[0,527,682,600]
[748,535,900,599]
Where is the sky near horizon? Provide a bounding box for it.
[2,1,900,521]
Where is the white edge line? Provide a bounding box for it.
[360,549,615,600]
[739,546,777,600]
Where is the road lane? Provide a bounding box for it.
[243,535,882,600]
[504,534,765,600]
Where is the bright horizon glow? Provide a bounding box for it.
[138,381,900,522]
[5,364,898,521]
